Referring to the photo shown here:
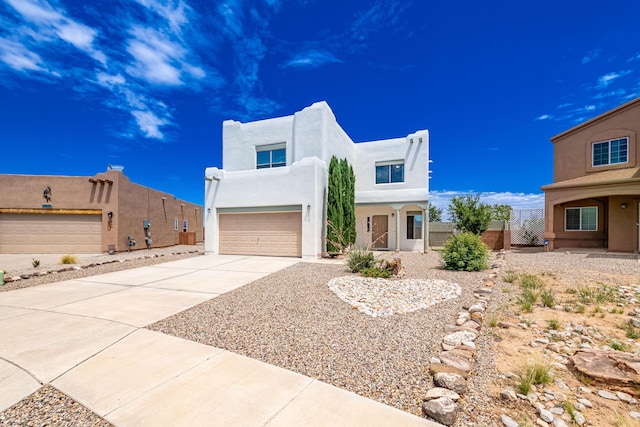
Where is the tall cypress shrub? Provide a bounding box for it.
[340,158,356,246]
[327,156,344,253]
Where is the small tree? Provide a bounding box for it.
[490,204,512,222]
[448,194,491,235]
[340,158,356,247]
[428,205,443,223]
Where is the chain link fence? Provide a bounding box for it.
[509,209,545,246]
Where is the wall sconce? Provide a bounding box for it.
[107,211,113,219]
[419,137,423,143]
[621,203,628,209]
[306,204,311,222]
[107,211,113,231]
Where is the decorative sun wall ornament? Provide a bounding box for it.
[43,186,52,202]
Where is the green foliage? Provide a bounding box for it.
[340,158,356,247]
[575,283,618,305]
[327,157,344,253]
[622,319,640,339]
[360,265,392,278]
[32,258,40,268]
[547,318,561,330]
[503,270,518,283]
[347,248,375,273]
[490,204,513,221]
[519,274,545,292]
[516,359,552,395]
[610,339,631,352]
[447,194,492,235]
[428,204,443,222]
[540,288,556,308]
[60,254,78,264]
[441,232,489,271]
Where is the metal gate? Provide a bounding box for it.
[510,209,544,246]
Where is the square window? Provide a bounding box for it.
[375,162,404,184]
[565,207,597,231]
[256,144,286,169]
[592,137,628,167]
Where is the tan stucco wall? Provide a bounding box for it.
[0,171,203,253]
[552,100,640,183]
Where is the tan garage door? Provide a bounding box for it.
[0,213,102,253]
[219,212,302,257]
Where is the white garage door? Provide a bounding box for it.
[219,211,302,257]
[0,213,102,253]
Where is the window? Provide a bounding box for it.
[592,137,628,166]
[182,219,188,232]
[174,219,179,231]
[565,207,597,231]
[407,212,422,239]
[256,143,286,169]
[375,161,404,184]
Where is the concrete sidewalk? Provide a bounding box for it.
[0,254,440,426]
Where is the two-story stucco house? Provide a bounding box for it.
[204,101,430,258]
[542,97,640,253]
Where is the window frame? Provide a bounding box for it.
[406,211,423,240]
[182,219,188,232]
[375,160,404,184]
[256,143,286,169]
[565,206,597,231]
[592,137,628,167]
[174,219,179,231]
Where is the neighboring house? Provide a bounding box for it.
[204,101,430,258]
[542,97,640,253]
[0,168,203,254]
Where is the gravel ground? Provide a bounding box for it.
[2,248,638,426]
[149,251,491,420]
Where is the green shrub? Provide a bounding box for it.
[32,258,40,268]
[347,248,375,273]
[622,320,640,339]
[519,274,545,291]
[503,270,518,283]
[60,254,78,265]
[441,232,489,272]
[517,359,552,394]
[360,265,392,278]
[540,288,556,308]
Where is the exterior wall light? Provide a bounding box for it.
[621,203,628,209]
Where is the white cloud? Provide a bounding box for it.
[134,0,190,34]
[285,49,342,69]
[0,37,48,72]
[534,114,553,121]
[96,72,126,86]
[596,70,632,89]
[132,110,168,139]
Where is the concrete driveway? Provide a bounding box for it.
[0,254,438,426]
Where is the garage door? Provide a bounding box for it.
[219,212,302,257]
[0,213,102,253]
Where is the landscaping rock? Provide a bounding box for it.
[429,363,469,379]
[501,415,518,427]
[433,372,467,394]
[422,397,457,426]
[570,349,640,386]
[424,387,460,401]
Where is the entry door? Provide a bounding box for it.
[371,215,388,249]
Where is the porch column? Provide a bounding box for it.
[423,204,429,253]
[395,208,401,252]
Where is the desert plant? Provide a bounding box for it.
[622,319,640,339]
[503,270,518,283]
[609,339,631,352]
[519,273,545,292]
[540,288,556,308]
[563,400,578,424]
[60,254,78,264]
[32,258,40,268]
[547,318,561,330]
[347,248,375,273]
[574,303,586,314]
[575,283,618,305]
[440,232,489,271]
[516,359,552,394]
[360,265,392,278]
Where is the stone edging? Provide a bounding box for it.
[421,250,505,426]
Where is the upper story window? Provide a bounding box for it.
[592,137,628,167]
[375,161,404,184]
[256,143,286,169]
[565,206,597,231]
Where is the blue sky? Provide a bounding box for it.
[2,0,639,213]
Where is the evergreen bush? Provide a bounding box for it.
[441,232,489,271]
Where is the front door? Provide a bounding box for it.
[371,215,388,249]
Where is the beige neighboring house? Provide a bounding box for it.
[542,97,640,253]
[0,168,203,254]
